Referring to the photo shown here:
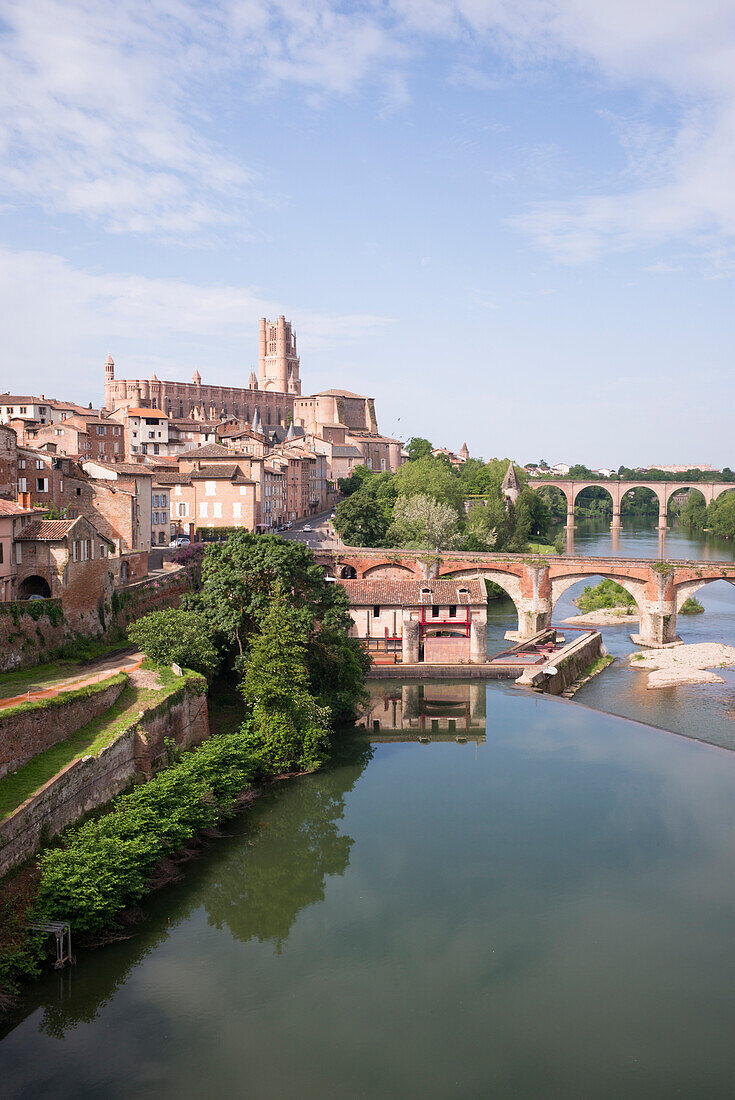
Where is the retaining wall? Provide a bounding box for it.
[0,675,127,780]
[0,673,209,878]
[0,569,190,674]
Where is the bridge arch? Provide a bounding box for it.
[550,570,648,620]
[665,484,710,516]
[363,562,417,579]
[675,576,735,611]
[442,567,525,634]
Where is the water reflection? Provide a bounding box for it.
[1,739,373,1043]
[355,681,486,742]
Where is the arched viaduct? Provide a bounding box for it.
[530,478,735,530]
[317,547,735,647]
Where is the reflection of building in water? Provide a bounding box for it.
[356,682,486,743]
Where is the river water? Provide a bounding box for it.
[3,519,735,1097]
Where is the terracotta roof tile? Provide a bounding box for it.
[336,578,486,606]
[0,499,37,516]
[17,518,80,540]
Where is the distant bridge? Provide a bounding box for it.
[530,478,735,529]
[317,546,735,647]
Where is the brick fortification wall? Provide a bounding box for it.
[0,570,190,674]
[0,673,210,877]
[0,675,127,780]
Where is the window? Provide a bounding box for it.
[0,543,3,564]
[449,605,456,618]
[199,502,208,518]
[100,543,107,558]
[36,459,44,469]
[96,426,105,435]
[73,540,79,562]
[213,502,222,518]
[177,503,187,518]
[205,481,216,496]
[18,477,26,492]
[76,487,81,496]
[232,502,241,518]
[15,543,21,564]
[431,606,440,618]
[175,484,182,496]
[36,478,48,492]
[373,605,380,618]
[18,458,25,469]
[152,494,159,508]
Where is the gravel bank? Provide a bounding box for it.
[630,643,735,689]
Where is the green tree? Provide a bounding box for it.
[337,464,374,496]
[394,456,464,511]
[241,586,331,774]
[406,436,433,461]
[388,493,459,551]
[334,491,390,546]
[128,609,219,677]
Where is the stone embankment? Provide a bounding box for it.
[630,643,735,689]
[0,668,209,878]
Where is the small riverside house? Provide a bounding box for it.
[336,578,487,665]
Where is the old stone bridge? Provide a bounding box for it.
[531,477,735,529]
[316,546,735,647]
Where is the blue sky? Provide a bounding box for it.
[1,1,734,466]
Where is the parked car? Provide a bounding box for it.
[303,524,312,532]
[169,536,191,548]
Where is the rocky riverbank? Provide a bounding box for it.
[630,643,735,688]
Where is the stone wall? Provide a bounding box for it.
[0,568,190,674]
[0,673,209,877]
[0,674,127,780]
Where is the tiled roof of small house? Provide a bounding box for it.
[189,464,255,484]
[336,578,486,606]
[180,443,233,459]
[0,499,37,516]
[17,518,80,540]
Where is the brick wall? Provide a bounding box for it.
[0,675,127,779]
[0,673,210,877]
[423,636,471,663]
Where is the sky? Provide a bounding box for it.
[1,0,734,468]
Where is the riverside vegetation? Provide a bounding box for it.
[334,439,552,553]
[0,532,369,1005]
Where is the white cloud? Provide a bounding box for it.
[0,246,389,401]
[1,1,735,263]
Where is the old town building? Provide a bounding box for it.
[0,498,37,600]
[337,578,488,665]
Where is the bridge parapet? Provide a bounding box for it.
[320,546,735,647]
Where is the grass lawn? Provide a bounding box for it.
[0,665,182,821]
[0,641,132,700]
[526,540,556,555]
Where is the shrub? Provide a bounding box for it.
[680,596,704,615]
[128,608,219,677]
[33,732,259,932]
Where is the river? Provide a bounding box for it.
[3,518,735,1097]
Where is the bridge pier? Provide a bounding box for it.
[611,507,621,530]
[470,618,487,664]
[634,591,680,648]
